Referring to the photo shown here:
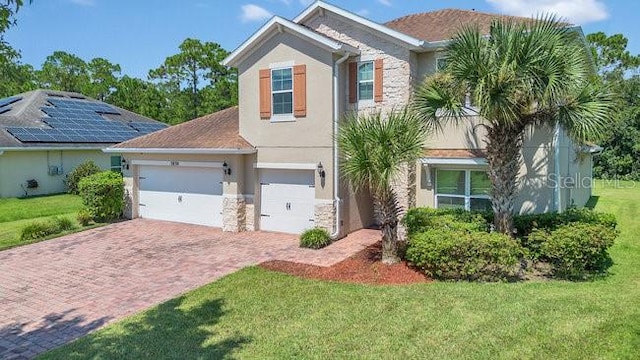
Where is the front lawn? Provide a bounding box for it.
[0,194,94,250]
[42,181,640,359]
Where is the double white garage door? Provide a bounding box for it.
[139,165,224,227]
[138,165,316,234]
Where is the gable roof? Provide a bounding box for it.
[294,1,426,50]
[0,89,167,149]
[109,106,255,154]
[222,15,359,67]
[385,8,565,42]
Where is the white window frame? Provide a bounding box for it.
[270,66,295,122]
[357,60,375,102]
[434,168,491,211]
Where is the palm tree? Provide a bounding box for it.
[338,109,426,264]
[413,16,614,235]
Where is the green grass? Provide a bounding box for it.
[42,181,640,359]
[0,194,95,251]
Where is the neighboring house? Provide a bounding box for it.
[0,90,168,198]
[111,1,599,236]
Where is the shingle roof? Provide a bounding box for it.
[112,106,254,150]
[423,149,487,158]
[0,89,166,148]
[385,9,549,42]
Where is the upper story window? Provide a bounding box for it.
[357,61,374,101]
[271,67,293,115]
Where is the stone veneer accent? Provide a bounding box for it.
[223,196,246,232]
[314,201,336,234]
[305,13,418,240]
[304,13,416,114]
[123,176,134,219]
[245,202,255,232]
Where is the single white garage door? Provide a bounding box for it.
[139,165,223,227]
[260,169,315,234]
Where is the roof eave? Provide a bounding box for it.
[222,16,359,67]
[104,147,257,155]
[293,1,425,50]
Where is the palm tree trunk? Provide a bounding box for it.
[374,189,401,264]
[485,125,524,235]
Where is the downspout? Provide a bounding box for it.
[553,123,562,212]
[331,52,351,239]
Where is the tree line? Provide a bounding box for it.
[1,1,638,179]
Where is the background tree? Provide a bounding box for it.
[0,45,36,97]
[338,109,425,264]
[85,57,121,101]
[149,38,236,123]
[108,76,167,121]
[37,51,89,92]
[413,17,614,235]
[587,32,640,180]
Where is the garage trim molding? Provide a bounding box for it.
[103,148,256,155]
[131,160,224,168]
[254,162,317,170]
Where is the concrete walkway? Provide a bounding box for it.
[0,219,379,359]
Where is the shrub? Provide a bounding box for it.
[20,216,77,241]
[403,208,490,235]
[66,160,102,195]
[76,209,93,226]
[539,223,617,278]
[300,228,332,249]
[405,229,523,281]
[513,208,617,237]
[78,171,124,222]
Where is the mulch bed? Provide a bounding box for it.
[260,242,431,285]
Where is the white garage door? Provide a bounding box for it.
[139,165,223,227]
[260,169,316,234]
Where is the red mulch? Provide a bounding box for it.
[260,242,431,285]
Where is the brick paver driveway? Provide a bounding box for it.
[0,219,378,359]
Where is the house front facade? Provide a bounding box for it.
[112,1,597,236]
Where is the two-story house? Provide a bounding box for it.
[110,1,599,236]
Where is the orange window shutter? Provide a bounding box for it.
[259,69,271,119]
[293,64,307,117]
[374,58,384,102]
[348,62,358,103]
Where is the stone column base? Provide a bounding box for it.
[314,201,336,234]
[223,196,246,232]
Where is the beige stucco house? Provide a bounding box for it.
[110,1,599,236]
[0,90,167,198]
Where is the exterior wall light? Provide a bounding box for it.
[317,161,325,178]
[223,161,232,175]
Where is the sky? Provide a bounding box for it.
[5,0,639,79]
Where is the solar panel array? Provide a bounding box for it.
[5,97,168,143]
[0,96,22,115]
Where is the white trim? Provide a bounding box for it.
[0,146,103,152]
[223,194,246,199]
[421,157,487,166]
[131,160,224,168]
[315,199,334,205]
[271,66,294,117]
[357,60,375,102]
[269,60,295,69]
[293,1,425,50]
[270,115,296,123]
[222,16,359,67]
[103,148,256,154]
[254,162,317,170]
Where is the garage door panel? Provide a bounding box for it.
[138,165,223,227]
[259,169,316,234]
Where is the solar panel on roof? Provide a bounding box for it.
[0,96,21,108]
[128,122,169,133]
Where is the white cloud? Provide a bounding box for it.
[70,0,95,6]
[377,0,392,6]
[356,8,370,17]
[240,4,272,23]
[486,0,609,24]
